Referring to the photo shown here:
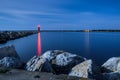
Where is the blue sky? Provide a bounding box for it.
[0,0,120,30]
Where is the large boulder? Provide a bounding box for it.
[69,60,92,78]
[69,60,102,79]
[26,50,86,74]
[26,50,63,72]
[0,45,19,59]
[52,52,86,74]
[0,57,23,69]
[102,57,120,80]
[0,45,23,69]
[102,57,120,72]
[53,52,81,66]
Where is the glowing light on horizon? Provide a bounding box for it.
[37,24,42,56]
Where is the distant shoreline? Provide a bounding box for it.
[1,30,120,32]
[40,30,120,32]
[1,30,120,43]
[0,31,37,43]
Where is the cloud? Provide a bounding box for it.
[0,0,120,30]
[0,9,64,23]
[0,9,61,15]
[0,9,62,18]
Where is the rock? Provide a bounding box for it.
[55,52,81,66]
[69,60,92,78]
[0,57,23,69]
[0,31,37,43]
[102,57,120,73]
[0,45,19,59]
[103,71,120,80]
[69,60,103,79]
[26,50,86,74]
[41,59,55,73]
[26,56,45,71]
[0,45,24,69]
[101,57,120,80]
[41,50,63,61]
[52,52,86,74]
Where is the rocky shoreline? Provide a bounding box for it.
[0,45,120,80]
[0,30,37,43]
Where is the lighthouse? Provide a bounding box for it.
[38,25,40,32]
[37,24,42,56]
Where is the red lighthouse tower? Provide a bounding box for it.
[38,25,40,32]
[37,24,42,56]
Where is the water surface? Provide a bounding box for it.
[0,32,120,65]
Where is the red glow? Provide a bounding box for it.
[37,25,42,56]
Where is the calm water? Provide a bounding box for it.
[0,32,120,65]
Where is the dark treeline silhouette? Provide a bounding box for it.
[40,30,120,32]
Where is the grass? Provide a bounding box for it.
[34,75,40,78]
[0,69,9,73]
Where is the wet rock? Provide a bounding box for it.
[0,45,20,59]
[0,57,23,69]
[26,50,86,74]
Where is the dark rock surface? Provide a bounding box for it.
[0,31,37,43]
[0,45,19,59]
[103,72,120,80]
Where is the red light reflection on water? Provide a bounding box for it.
[37,25,42,56]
